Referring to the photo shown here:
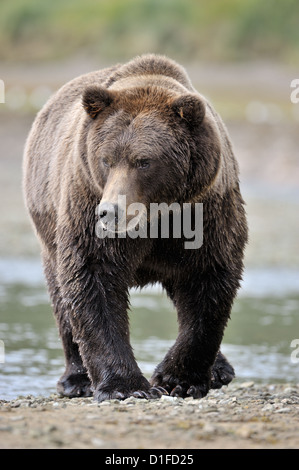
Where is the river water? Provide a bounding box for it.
[0,258,298,400]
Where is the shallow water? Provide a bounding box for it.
[0,258,299,400]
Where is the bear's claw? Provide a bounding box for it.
[94,386,168,402]
[169,383,209,399]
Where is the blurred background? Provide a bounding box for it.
[0,0,299,399]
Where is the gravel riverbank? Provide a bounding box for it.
[1,382,299,449]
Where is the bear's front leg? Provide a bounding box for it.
[57,242,164,402]
[151,268,240,398]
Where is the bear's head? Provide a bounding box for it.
[82,84,221,232]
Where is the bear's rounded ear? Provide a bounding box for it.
[82,86,115,119]
[171,94,206,127]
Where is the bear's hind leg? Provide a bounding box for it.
[43,254,92,397]
[56,327,92,398]
[211,351,235,389]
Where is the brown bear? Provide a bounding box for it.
[23,54,248,401]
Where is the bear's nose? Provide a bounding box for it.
[98,202,119,224]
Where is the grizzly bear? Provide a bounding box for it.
[23,54,248,401]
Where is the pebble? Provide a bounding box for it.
[98,401,112,406]
[0,425,13,432]
[91,437,105,447]
[274,407,291,414]
[160,395,178,402]
[9,416,24,421]
[123,397,139,405]
[283,387,295,394]
[202,422,218,435]
[235,426,254,439]
[239,381,255,389]
[262,404,276,412]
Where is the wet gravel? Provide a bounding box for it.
[1,382,299,449]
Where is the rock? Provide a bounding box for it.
[201,422,218,435]
[284,387,298,395]
[274,407,291,413]
[98,401,112,406]
[44,425,57,433]
[91,437,105,447]
[9,415,24,421]
[235,425,253,439]
[239,381,255,389]
[202,406,219,413]
[160,395,177,402]
[10,401,21,408]
[123,397,139,405]
[0,425,13,432]
[262,404,276,412]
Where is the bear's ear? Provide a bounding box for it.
[82,86,115,119]
[171,94,206,127]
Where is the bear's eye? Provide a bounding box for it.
[102,159,110,168]
[136,159,150,170]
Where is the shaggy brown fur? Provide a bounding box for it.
[23,54,248,401]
